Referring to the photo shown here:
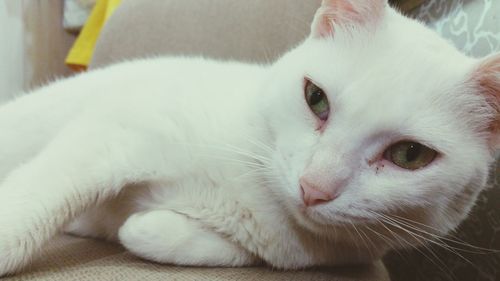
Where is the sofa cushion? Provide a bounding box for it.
[4,235,389,281]
[91,0,322,67]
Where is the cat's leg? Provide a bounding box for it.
[0,116,185,276]
[119,210,258,267]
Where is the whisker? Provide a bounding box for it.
[358,227,377,255]
[375,213,478,268]
[172,140,274,166]
[381,214,494,256]
[364,225,403,254]
[199,154,266,169]
[389,213,500,253]
[370,215,456,280]
[371,216,413,250]
[245,138,274,154]
[350,222,373,258]
[342,223,362,258]
[364,224,413,267]
[234,167,271,179]
[217,142,272,164]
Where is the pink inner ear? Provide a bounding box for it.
[475,56,500,114]
[477,56,500,98]
[472,55,500,147]
[315,1,358,37]
[312,0,386,38]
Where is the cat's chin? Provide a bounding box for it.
[291,204,346,234]
[291,203,375,235]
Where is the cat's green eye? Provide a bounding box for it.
[385,141,437,170]
[305,80,330,121]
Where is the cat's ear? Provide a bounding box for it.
[311,0,388,38]
[473,54,500,149]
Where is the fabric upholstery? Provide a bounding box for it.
[4,235,389,281]
[91,0,322,67]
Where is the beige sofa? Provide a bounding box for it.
[4,237,388,281]
[4,1,391,280]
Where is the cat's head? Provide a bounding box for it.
[259,0,500,257]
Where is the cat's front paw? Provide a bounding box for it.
[119,210,257,267]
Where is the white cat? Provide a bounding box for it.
[0,0,499,276]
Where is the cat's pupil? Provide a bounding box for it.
[309,91,323,105]
[406,144,421,162]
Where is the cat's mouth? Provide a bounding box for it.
[295,203,375,229]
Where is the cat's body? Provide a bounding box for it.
[1,0,499,276]
[1,57,359,269]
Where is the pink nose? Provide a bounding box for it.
[300,179,337,207]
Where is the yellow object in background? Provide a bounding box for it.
[65,0,122,71]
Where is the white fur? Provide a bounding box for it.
[0,0,498,276]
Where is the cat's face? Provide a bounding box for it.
[260,0,500,255]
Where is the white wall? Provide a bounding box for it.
[0,0,75,104]
[0,0,25,103]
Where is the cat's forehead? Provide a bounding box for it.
[297,11,478,147]
[306,12,471,84]
[303,10,474,107]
